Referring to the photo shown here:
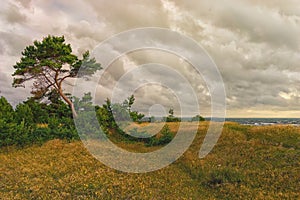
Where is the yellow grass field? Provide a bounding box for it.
[0,122,299,199]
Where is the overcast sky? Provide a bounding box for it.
[1,0,300,118]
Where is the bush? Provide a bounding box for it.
[165,116,181,122]
[0,119,17,147]
[0,119,35,147]
[205,168,244,187]
[0,94,83,148]
[128,128,151,138]
[0,96,15,123]
[147,125,173,146]
[191,114,205,122]
[31,127,52,143]
[15,104,34,126]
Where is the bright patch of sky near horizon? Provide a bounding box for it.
[0,0,300,118]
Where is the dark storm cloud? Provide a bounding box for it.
[0,0,300,117]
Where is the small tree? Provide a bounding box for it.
[165,108,180,122]
[191,114,205,122]
[15,104,34,126]
[168,108,174,117]
[123,95,135,112]
[24,98,49,123]
[12,35,101,117]
[121,95,144,122]
[150,116,155,123]
[73,92,94,112]
[0,96,15,123]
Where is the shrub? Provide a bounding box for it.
[0,119,17,147]
[147,125,173,146]
[191,114,205,122]
[15,104,34,126]
[0,120,35,147]
[204,168,244,187]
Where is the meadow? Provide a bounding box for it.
[0,122,299,199]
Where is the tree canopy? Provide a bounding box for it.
[164,108,180,122]
[191,114,205,122]
[12,35,102,117]
[0,96,15,123]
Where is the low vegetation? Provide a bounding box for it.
[1,122,299,199]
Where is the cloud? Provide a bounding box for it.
[1,2,27,24]
[0,0,300,117]
[0,31,32,56]
[0,59,31,106]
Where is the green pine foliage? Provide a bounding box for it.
[191,114,205,122]
[0,96,15,122]
[15,103,34,126]
[1,93,173,148]
[12,35,101,117]
[147,125,174,146]
[164,108,181,122]
[0,96,79,147]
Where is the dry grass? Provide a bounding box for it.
[0,122,299,199]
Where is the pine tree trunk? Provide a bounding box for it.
[58,89,78,118]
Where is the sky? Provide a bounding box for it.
[0,0,300,118]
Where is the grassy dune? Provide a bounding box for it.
[0,122,299,199]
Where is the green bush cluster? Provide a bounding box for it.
[1,92,175,148]
[147,125,173,146]
[95,101,175,146]
[0,96,78,147]
[191,114,206,122]
[163,108,181,122]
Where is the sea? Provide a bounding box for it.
[225,118,300,126]
[152,117,300,126]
